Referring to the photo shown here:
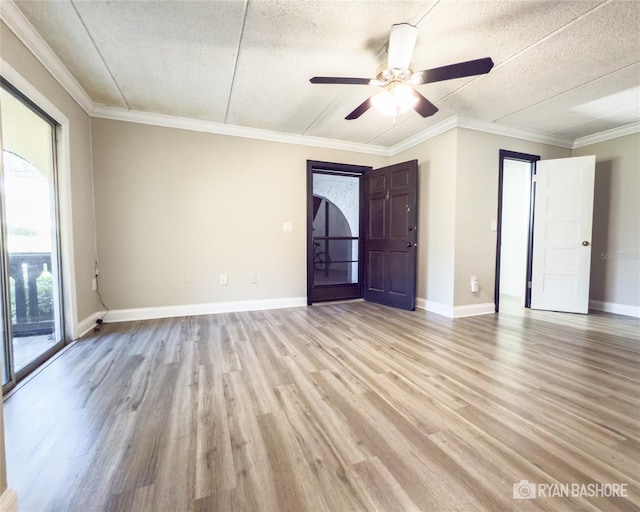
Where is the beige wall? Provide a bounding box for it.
[573,133,640,308]
[392,127,571,310]
[91,118,386,310]
[391,129,458,307]
[1,21,101,326]
[454,128,571,307]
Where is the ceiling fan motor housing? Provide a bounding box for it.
[374,63,414,88]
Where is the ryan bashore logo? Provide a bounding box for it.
[513,481,536,499]
[513,480,628,500]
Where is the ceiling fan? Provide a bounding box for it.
[310,23,494,121]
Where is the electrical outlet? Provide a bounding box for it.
[219,274,228,285]
[283,222,293,232]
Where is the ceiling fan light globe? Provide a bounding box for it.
[371,90,394,116]
[393,83,418,107]
[372,84,418,117]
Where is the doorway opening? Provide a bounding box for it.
[495,150,539,313]
[496,151,597,315]
[307,161,369,304]
[307,159,419,310]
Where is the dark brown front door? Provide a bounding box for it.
[364,160,418,310]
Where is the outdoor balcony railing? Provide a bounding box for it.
[8,252,54,336]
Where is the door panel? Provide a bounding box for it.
[364,160,418,310]
[531,155,595,313]
[389,251,408,294]
[368,251,385,291]
[390,195,409,238]
[369,198,385,239]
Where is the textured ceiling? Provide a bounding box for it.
[9,0,640,147]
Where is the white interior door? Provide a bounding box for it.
[531,155,595,313]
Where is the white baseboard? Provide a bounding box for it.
[416,298,454,317]
[102,296,308,323]
[76,311,105,339]
[0,487,18,512]
[589,300,640,318]
[416,298,495,318]
[452,303,496,318]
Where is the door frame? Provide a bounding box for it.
[494,150,539,313]
[0,77,67,393]
[306,160,371,304]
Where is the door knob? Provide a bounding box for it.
[582,241,590,246]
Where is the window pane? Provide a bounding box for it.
[312,239,358,264]
[312,174,359,237]
[313,261,359,286]
[1,88,61,373]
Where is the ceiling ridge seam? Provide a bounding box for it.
[412,0,442,27]
[68,0,130,110]
[224,0,250,124]
[496,61,640,123]
[436,0,616,104]
[366,117,408,145]
[302,95,342,136]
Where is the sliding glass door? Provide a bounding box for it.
[1,80,65,391]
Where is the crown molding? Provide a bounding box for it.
[91,105,391,156]
[572,122,640,149]
[3,0,636,156]
[0,0,94,114]
[456,116,574,149]
[387,116,458,156]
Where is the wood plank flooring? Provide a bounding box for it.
[3,302,640,511]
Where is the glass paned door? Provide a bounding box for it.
[308,168,364,303]
[1,83,64,388]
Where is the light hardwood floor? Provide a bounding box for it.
[4,302,640,511]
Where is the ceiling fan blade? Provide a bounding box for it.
[310,77,372,85]
[415,57,494,85]
[345,97,373,120]
[387,23,418,71]
[413,91,439,118]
